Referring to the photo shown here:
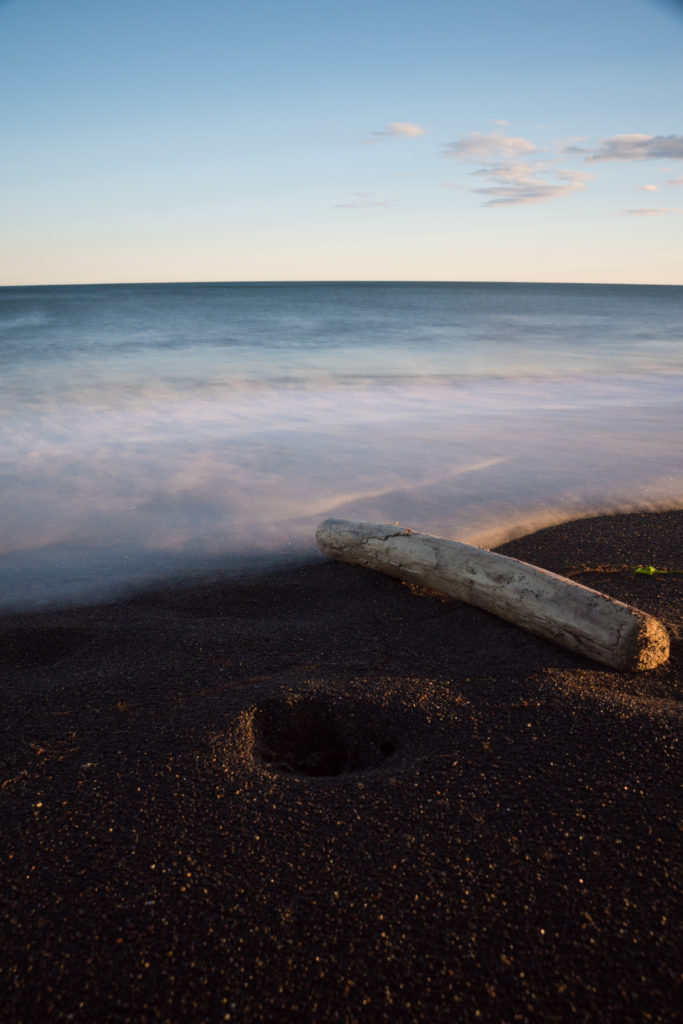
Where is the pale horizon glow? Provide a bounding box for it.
[1,0,682,286]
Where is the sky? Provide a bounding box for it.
[1,0,682,285]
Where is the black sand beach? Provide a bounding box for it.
[1,511,681,1023]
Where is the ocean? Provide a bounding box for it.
[1,281,682,609]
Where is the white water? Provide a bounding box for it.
[1,283,681,608]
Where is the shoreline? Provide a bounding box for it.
[1,510,681,1022]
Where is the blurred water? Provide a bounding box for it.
[1,282,682,608]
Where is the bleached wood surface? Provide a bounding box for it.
[316,519,669,672]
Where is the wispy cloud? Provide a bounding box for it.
[666,175,683,186]
[639,184,659,191]
[470,162,592,207]
[363,121,427,143]
[620,207,682,216]
[335,192,389,208]
[582,134,683,162]
[443,132,590,207]
[443,131,536,161]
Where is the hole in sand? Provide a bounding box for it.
[253,696,396,778]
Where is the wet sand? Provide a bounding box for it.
[1,511,681,1023]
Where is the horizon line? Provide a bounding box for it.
[2,278,682,289]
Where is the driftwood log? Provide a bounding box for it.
[316,518,669,672]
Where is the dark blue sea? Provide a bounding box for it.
[1,281,682,608]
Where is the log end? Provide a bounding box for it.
[621,612,670,672]
[316,518,346,556]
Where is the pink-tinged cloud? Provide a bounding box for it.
[586,134,683,162]
[443,130,594,206]
[363,122,427,142]
[620,207,682,216]
[639,184,659,191]
[443,132,537,161]
[466,162,592,207]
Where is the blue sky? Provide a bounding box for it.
[1,0,682,284]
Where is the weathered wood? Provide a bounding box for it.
[316,518,669,672]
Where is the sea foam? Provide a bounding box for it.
[1,283,681,608]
